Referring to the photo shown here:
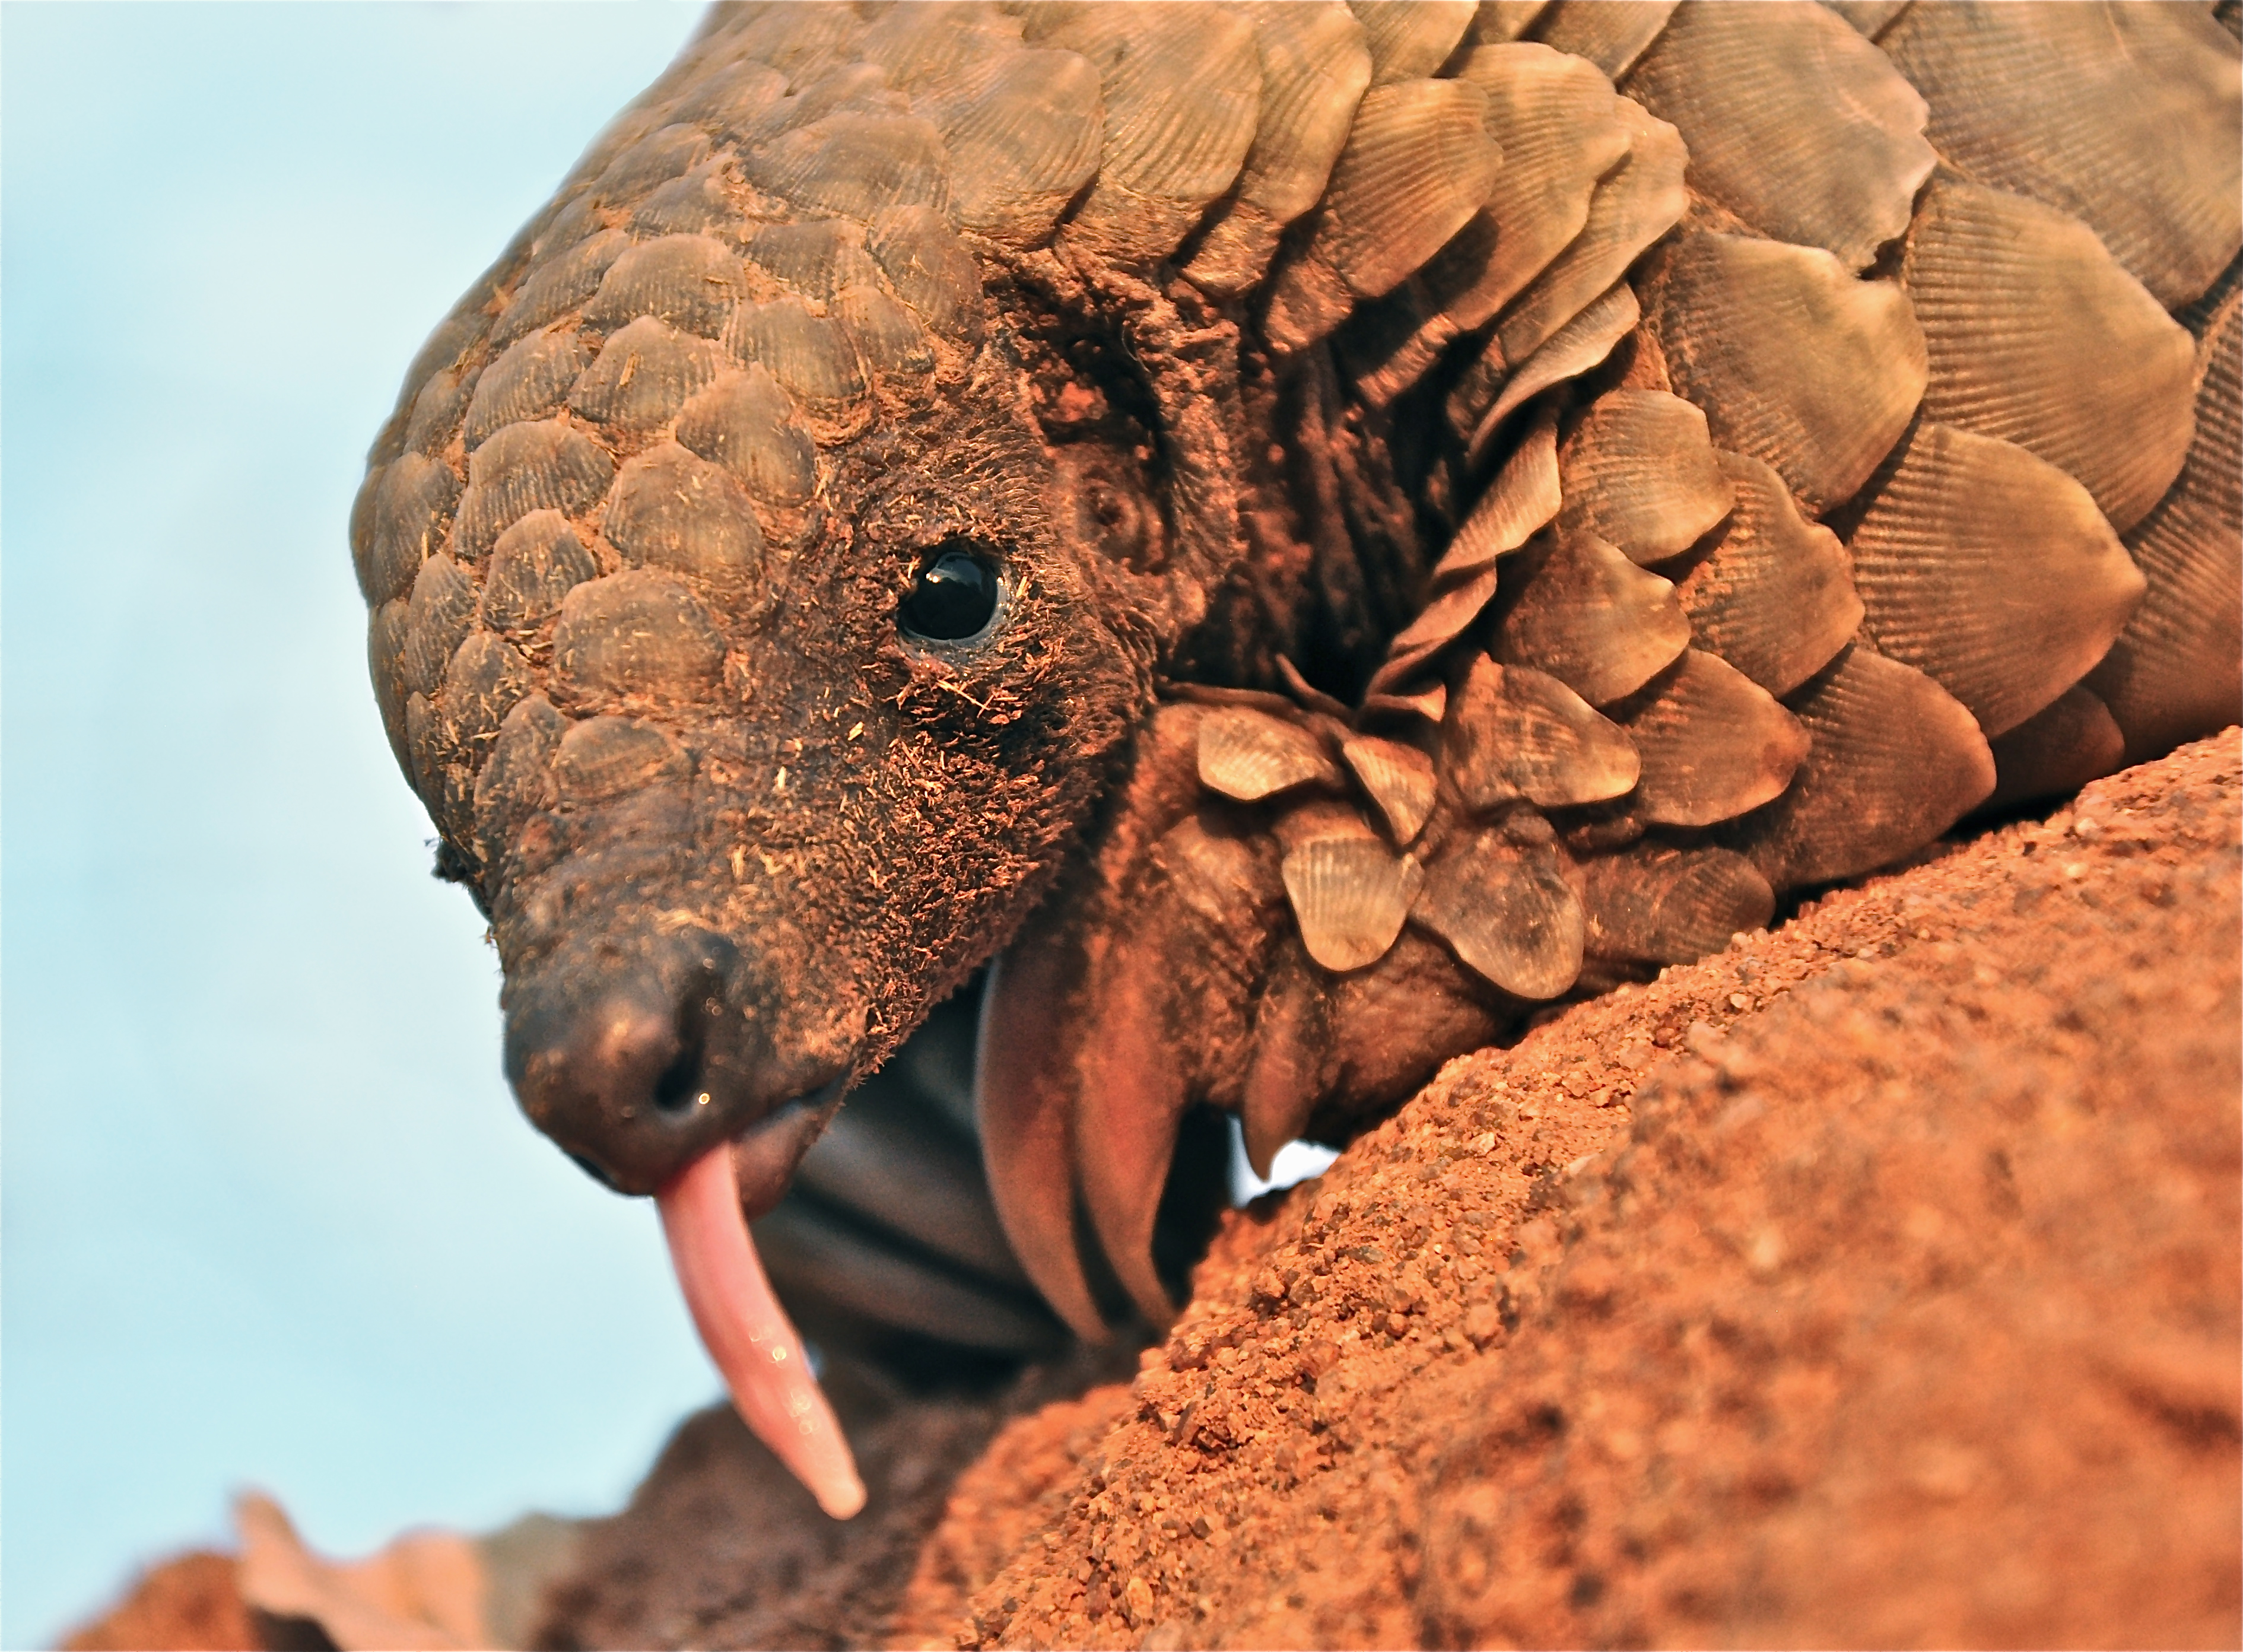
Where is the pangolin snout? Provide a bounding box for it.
[502,927,841,1198]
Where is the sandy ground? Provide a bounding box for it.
[66,732,2241,1651]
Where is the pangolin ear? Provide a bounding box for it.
[1026,284,1253,665]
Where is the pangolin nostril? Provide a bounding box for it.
[650,987,716,1116]
[651,1046,709,1115]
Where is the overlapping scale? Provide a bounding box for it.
[1494,97,1684,367]
[481,512,598,638]
[452,422,614,561]
[1428,43,1632,338]
[1903,177,2197,533]
[1197,707,1345,802]
[1368,407,1560,697]
[402,694,458,830]
[744,220,884,302]
[1184,3,1373,298]
[725,297,870,432]
[1670,450,1862,697]
[603,441,769,582]
[553,714,688,805]
[361,454,459,603]
[1639,230,1928,514]
[566,317,727,438]
[866,206,986,348]
[439,631,535,751]
[703,5,864,83]
[464,330,592,450]
[1443,654,1640,810]
[740,111,953,221]
[2088,291,2243,759]
[926,47,1105,247]
[1492,529,1691,706]
[1612,648,1810,827]
[669,57,790,148]
[1526,0,1679,80]
[598,120,712,201]
[492,230,628,348]
[773,59,914,131]
[1982,685,2127,812]
[550,569,729,709]
[1578,843,1774,966]
[402,554,477,700]
[835,284,935,385]
[1736,643,1994,889]
[1341,734,1438,845]
[1470,1,1551,45]
[1349,0,1478,83]
[1849,420,2145,738]
[1556,388,1732,566]
[856,2,1025,94]
[1879,0,2243,310]
[1036,5,1263,265]
[399,364,474,460]
[366,601,411,765]
[472,695,564,865]
[1313,79,1503,302]
[674,367,818,507]
[1464,280,1642,460]
[1819,0,1912,40]
[1278,802,1424,973]
[1624,1,1934,271]
[631,160,737,239]
[583,235,747,341]
[1412,827,1585,1000]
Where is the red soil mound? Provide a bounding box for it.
[891,732,2241,1650]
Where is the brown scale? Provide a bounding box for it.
[566,317,729,439]
[465,331,596,450]
[350,1,2243,1462]
[1182,3,1372,298]
[2088,286,2243,761]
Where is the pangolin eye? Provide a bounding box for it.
[898,544,1001,643]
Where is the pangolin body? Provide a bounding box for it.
[354,0,2243,1510]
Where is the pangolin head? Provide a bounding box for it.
[355,5,1284,1511]
[481,383,1142,1205]
[355,21,1241,1210]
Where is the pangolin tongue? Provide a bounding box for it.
[655,1144,867,1518]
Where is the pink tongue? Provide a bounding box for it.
[655,1145,867,1518]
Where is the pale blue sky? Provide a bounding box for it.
[1,7,713,1644]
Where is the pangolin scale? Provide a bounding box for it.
[352,0,2243,1511]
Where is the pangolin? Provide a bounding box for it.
[352,0,2243,1517]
